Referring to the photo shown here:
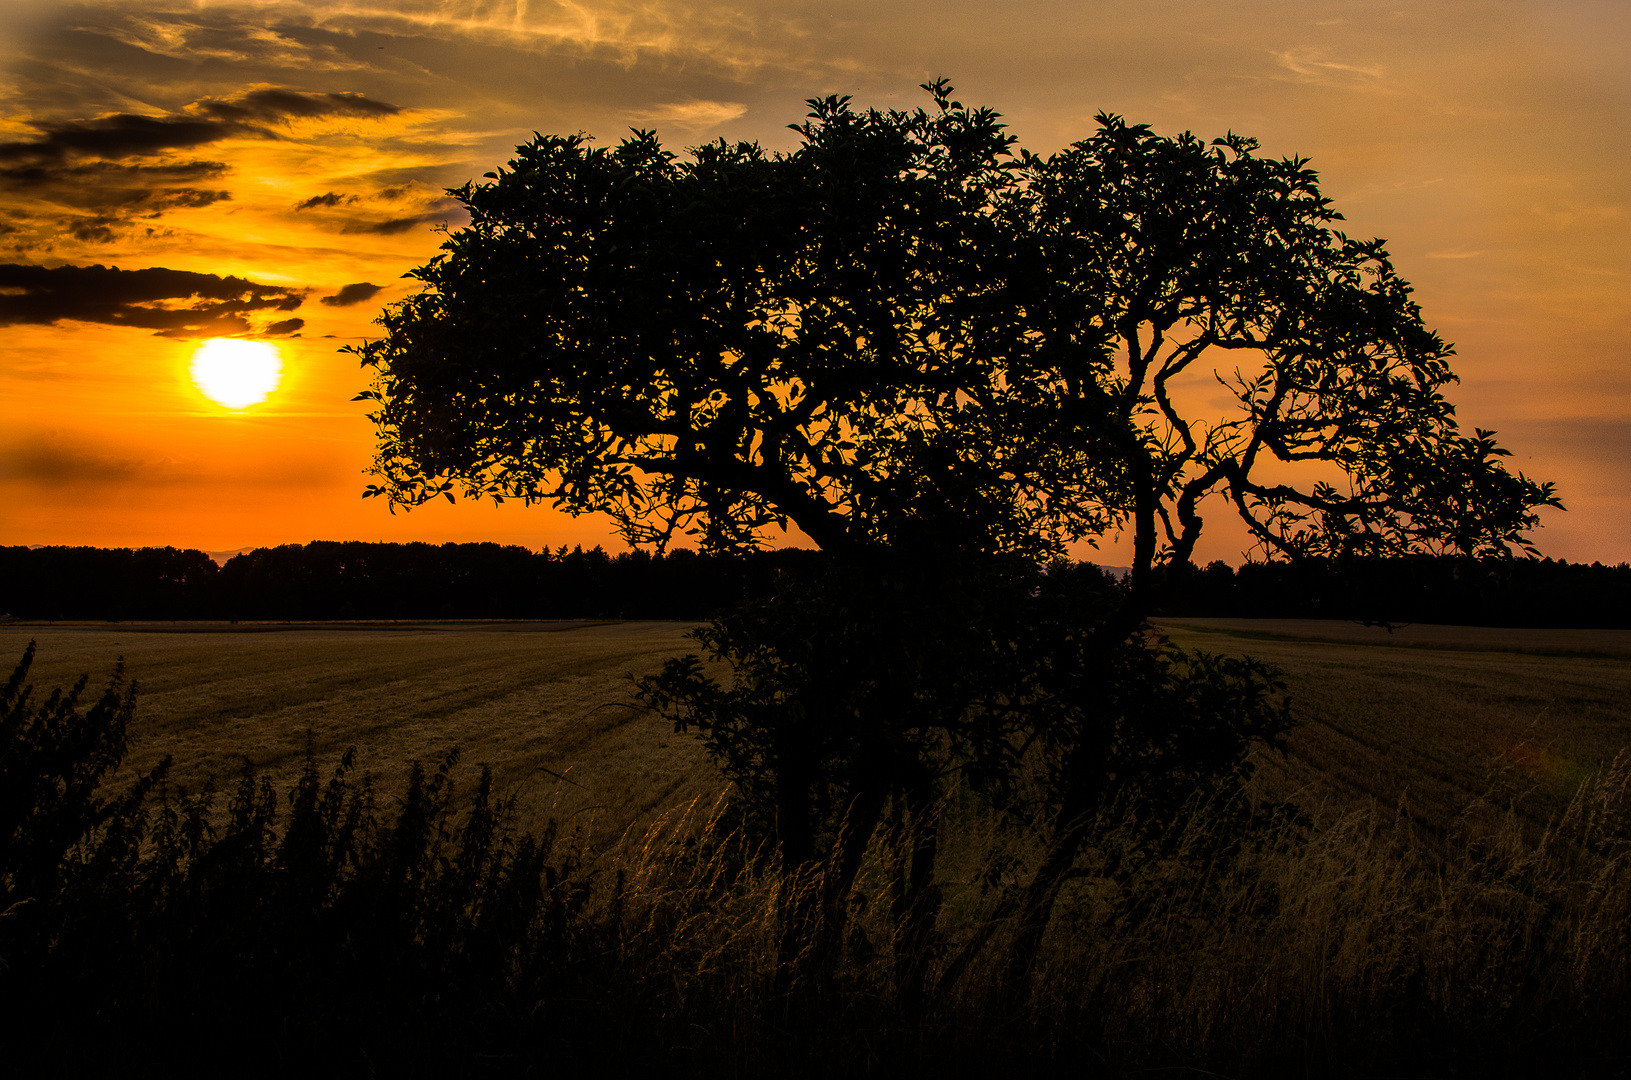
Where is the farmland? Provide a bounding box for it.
[6,617,1629,844]
[1157,618,1631,840]
[0,620,726,846]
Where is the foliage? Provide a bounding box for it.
[1004,118,1560,587]
[0,541,822,621]
[354,82,1557,578]
[0,639,161,926]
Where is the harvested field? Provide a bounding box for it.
[8,617,1629,849]
[1,620,722,845]
[1156,617,1631,842]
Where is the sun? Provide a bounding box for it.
[190,338,283,409]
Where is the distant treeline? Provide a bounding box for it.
[2,542,1628,627]
[1153,556,1631,628]
[0,542,818,622]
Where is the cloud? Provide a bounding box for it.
[194,88,399,123]
[0,114,243,165]
[0,89,404,167]
[0,159,229,189]
[296,191,356,209]
[1271,48,1389,92]
[0,433,204,487]
[264,317,305,335]
[336,193,467,235]
[0,86,405,246]
[320,281,384,306]
[0,262,306,338]
[631,99,749,133]
[340,212,452,235]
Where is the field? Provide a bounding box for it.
[0,620,727,847]
[1156,618,1631,840]
[7,617,1629,844]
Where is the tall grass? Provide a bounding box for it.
[4,643,1628,1077]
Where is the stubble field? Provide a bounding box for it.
[1156,618,1631,840]
[6,616,1630,844]
[1,620,727,848]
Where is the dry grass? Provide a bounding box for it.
[0,620,725,844]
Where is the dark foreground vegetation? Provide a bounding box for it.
[5,541,1630,627]
[5,639,1629,1079]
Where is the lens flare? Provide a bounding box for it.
[190,338,282,409]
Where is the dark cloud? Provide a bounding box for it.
[69,220,116,244]
[320,282,384,307]
[0,114,241,165]
[62,186,232,216]
[0,159,229,188]
[341,213,440,235]
[0,262,306,339]
[296,191,356,210]
[339,195,467,235]
[264,317,305,335]
[196,89,399,123]
[0,430,212,487]
[0,438,146,485]
[0,89,402,167]
[0,162,232,246]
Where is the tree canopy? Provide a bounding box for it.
[355,81,1558,583]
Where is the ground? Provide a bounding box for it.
[6,617,1628,844]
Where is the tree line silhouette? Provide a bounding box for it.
[0,542,818,622]
[2,541,1625,627]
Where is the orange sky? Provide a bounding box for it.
[1,1,1626,564]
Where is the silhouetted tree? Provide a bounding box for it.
[1005,118,1561,596]
[354,82,1556,588]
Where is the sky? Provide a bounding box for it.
[0,0,1626,565]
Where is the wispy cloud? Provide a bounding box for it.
[1271,48,1388,91]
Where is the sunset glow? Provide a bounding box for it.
[190,339,283,410]
[0,2,1625,561]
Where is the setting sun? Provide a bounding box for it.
[190,338,283,409]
